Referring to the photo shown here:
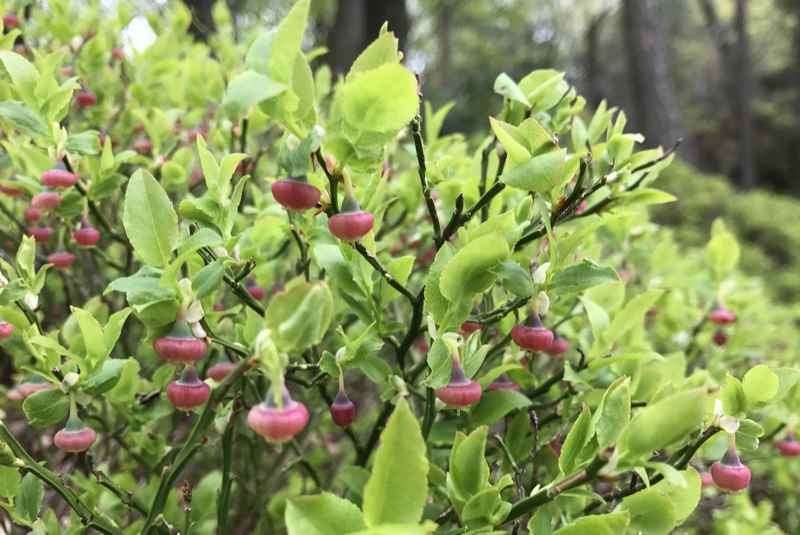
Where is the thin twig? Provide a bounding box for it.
[352,242,415,304]
[411,117,441,243]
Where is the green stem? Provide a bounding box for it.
[140,358,253,534]
[353,242,416,304]
[421,387,436,441]
[14,300,41,332]
[411,117,441,243]
[217,393,241,532]
[584,425,720,513]
[194,240,265,315]
[506,455,606,523]
[314,149,338,213]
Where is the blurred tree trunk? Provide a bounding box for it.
[326,0,409,76]
[621,0,686,153]
[327,0,367,75]
[733,0,755,188]
[436,2,452,84]
[793,2,800,118]
[182,0,217,42]
[698,0,756,188]
[584,10,609,108]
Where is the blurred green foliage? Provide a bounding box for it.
[653,162,800,303]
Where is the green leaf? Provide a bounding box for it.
[0,466,21,498]
[16,235,36,282]
[501,149,566,193]
[123,169,179,268]
[65,131,101,155]
[339,466,371,501]
[552,512,630,535]
[349,27,401,76]
[620,468,701,534]
[106,358,141,404]
[219,153,248,199]
[266,277,334,352]
[425,338,452,389]
[0,101,48,138]
[423,244,455,325]
[580,297,609,342]
[519,69,568,112]
[705,219,739,279]
[382,255,414,301]
[223,70,286,116]
[742,365,779,405]
[0,51,39,103]
[100,136,114,171]
[655,468,701,523]
[70,306,107,365]
[599,289,663,353]
[720,374,747,417]
[571,117,588,154]
[193,261,224,299]
[196,136,220,194]
[449,427,490,498]
[362,399,428,526]
[559,404,594,474]
[340,64,418,134]
[493,73,530,107]
[439,234,509,304]
[461,486,510,526]
[618,388,708,459]
[22,389,68,428]
[351,524,436,535]
[593,377,630,449]
[620,487,676,535]
[83,358,128,395]
[103,307,132,355]
[550,260,619,295]
[615,188,676,207]
[646,463,687,489]
[285,492,366,535]
[495,261,535,298]
[469,390,531,428]
[245,32,274,74]
[268,0,310,85]
[489,117,530,165]
[17,473,43,523]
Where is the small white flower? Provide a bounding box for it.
[23,292,38,311]
[719,415,740,434]
[426,314,437,340]
[63,372,80,388]
[441,332,462,359]
[70,35,83,51]
[713,399,724,419]
[673,331,690,347]
[190,321,206,339]
[533,262,550,284]
[536,291,550,316]
[185,300,205,323]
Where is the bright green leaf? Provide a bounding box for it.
[362,399,428,526]
[123,169,179,268]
